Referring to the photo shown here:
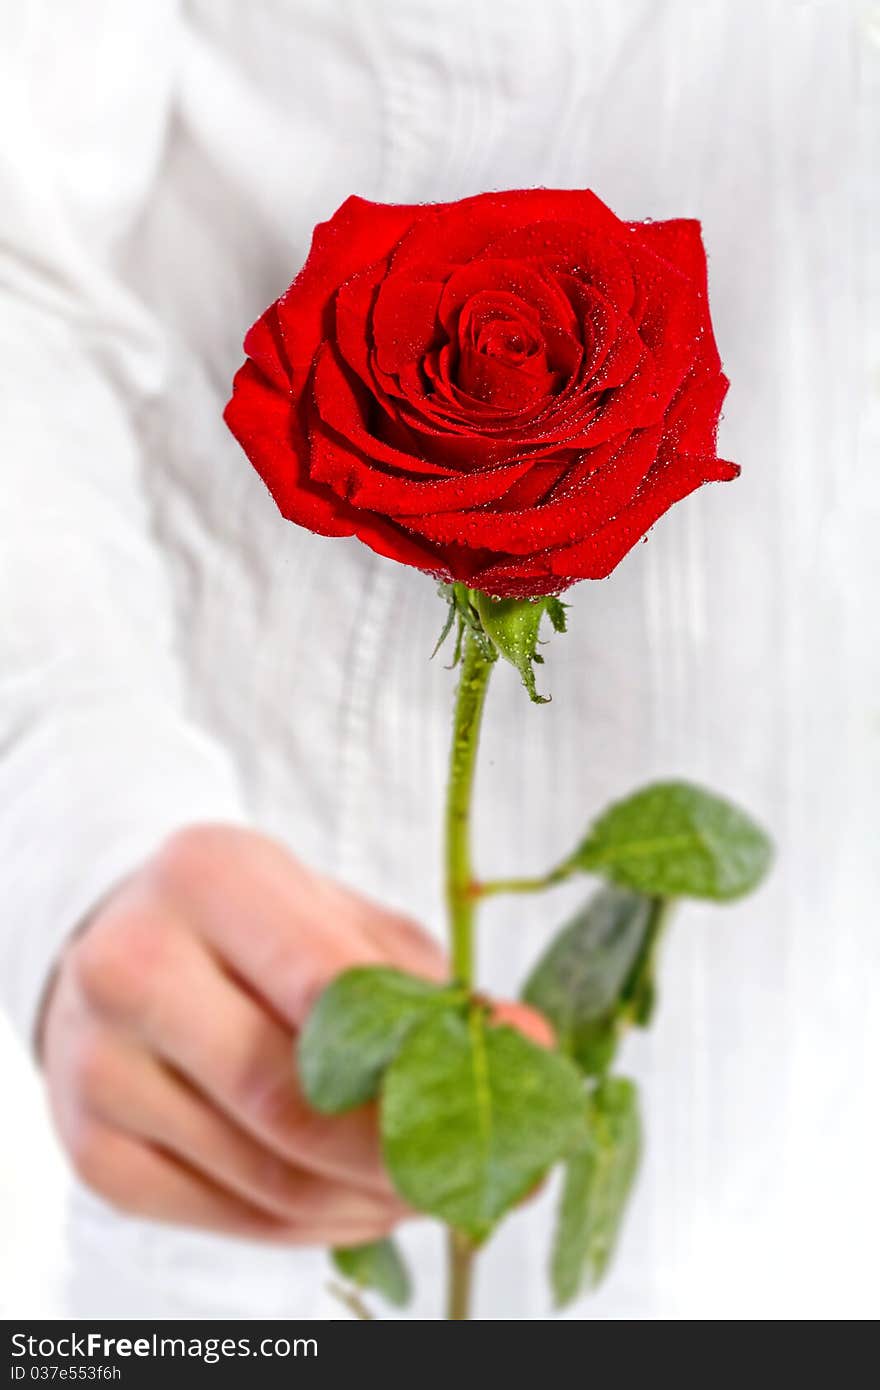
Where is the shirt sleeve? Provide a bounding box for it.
[0,1,248,1048]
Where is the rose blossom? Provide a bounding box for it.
[225,188,737,598]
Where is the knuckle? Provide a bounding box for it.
[68,1129,144,1218]
[152,824,250,896]
[72,908,173,1021]
[238,1066,300,1133]
[154,825,215,880]
[251,1152,307,1215]
[67,1124,111,1194]
[368,1214,401,1240]
[336,1215,400,1247]
[67,1034,119,1110]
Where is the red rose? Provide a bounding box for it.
[225,189,737,598]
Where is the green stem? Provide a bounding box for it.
[476,863,573,897]
[446,1229,476,1321]
[443,628,494,1319]
[326,1281,374,1321]
[444,630,494,988]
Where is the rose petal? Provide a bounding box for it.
[349,512,448,575]
[548,450,740,580]
[371,277,446,376]
[478,222,637,314]
[242,304,292,392]
[387,188,628,278]
[455,345,560,409]
[659,368,729,458]
[627,218,709,292]
[223,362,354,536]
[436,259,579,346]
[398,427,662,552]
[309,423,538,516]
[310,344,461,476]
[466,554,561,598]
[273,196,418,380]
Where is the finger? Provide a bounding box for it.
[151,830,391,1025]
[79,1032,404,1232]
[78,919,395,1197]
[68,1122,396,1247]
[343,889,448,982]
[492,999,556,1048]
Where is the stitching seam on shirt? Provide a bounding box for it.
[333,556,395,883]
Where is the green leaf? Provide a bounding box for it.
[473,592,551,703]
[570,780,773,901]
[331,1238,411,1308]
[618,905,669,1028]
[381,1008,586,1241]
[522,887,653,1076]
[551,1077,641,1306]
[298,967,462,1114]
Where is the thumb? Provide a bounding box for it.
[491,999,556,1049]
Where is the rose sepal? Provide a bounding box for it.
[473,591,567,703]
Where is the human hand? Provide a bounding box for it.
[41,825,549,1245]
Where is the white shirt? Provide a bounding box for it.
[1,0,878,1320]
